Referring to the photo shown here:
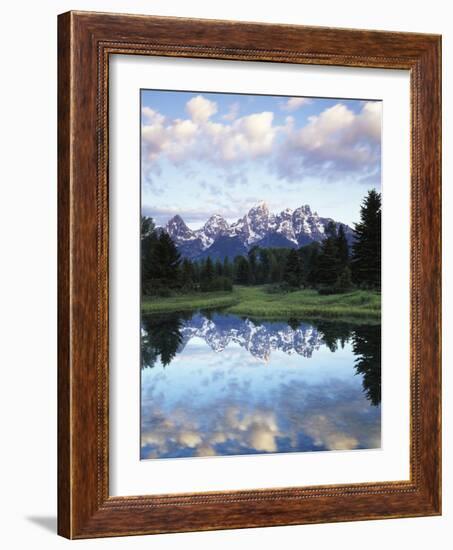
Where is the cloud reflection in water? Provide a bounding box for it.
[141,313,381,459]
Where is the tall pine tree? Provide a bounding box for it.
[201,257,215,288]
[181,258,194,289]
[258,248,271,284]
[306,243,321,286]
[283,249,303,287]
[222,256,232,279]
[351,189,381,289]
[336,224,349,269]
[248,247,258,285]
[151,231,181,286]
[141,216,158,294]
[316,221,340,285]
[215,259,223,277]
[235,256,251,285]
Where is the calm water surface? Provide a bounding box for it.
[141,312,381,459]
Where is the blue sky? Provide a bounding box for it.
[141,89,381,228]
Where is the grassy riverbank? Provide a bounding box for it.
[141,291,240,314]
[142,285,380,322]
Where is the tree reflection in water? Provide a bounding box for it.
[352,324,381,406]
[141,313,188,368]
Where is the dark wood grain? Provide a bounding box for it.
[57,11,71,538]
[57,10,442,539]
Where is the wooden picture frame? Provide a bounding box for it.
[58,10,441,539]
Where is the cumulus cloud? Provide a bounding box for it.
[186,95,218,122]
[281,97,311,111]
[207,111,277,161]
[142,106,165,124]
[141,95,280,172]
[141,96,381,185]
[296,102,381,150]
[277,101,381,182]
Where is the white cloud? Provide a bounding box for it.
[355,101,381,142]
[142,95,280,170]
[207,111,277,161]
[293,102,381,154]
[142,115,198,164]
[186,95,217,122]
[276,101,381,181]
[172,119,198,140]
[141,96,381,185]
[281,97,311,111]
[141,106,165,125]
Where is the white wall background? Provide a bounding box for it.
[0,1,450,547]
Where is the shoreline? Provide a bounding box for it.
[141,286,381,324]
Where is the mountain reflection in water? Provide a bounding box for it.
[141,312,381,460]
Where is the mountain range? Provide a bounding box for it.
[163,202,353,260]
[177,313,324,361]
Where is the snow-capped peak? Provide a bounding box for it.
[159,203,353,259]
[196,214,229,249]
[204,213,229,230]
[165,215,196,243]
[248,201,269,215]
[173,313,324,360]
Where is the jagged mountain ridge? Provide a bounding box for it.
[177,313,324,361]
[163,202,353,260]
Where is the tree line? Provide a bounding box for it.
[141,189,381,296]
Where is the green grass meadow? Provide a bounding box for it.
[142,285,380,323]
[141,291,240,314]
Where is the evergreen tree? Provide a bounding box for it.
[334,266,353,292]
[337,224,349,269]
[181,258,194,289]
[306,243,321,286]
[317,221,340,285]
[259,248,271,284]
[201,257,215,289]
[222,257,232,279]
[140,216,158,293]
[248,247,258,284]
[192,261,201,286]
[215,259,223,277]
[283,249,303,287]
[151,232,181,286]
[351,189,381,288]
[269,255,281,283]
[141,216,156,239]
[235,256,251,285]
[325,220,338,240]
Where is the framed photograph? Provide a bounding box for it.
[58,11,441,539]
